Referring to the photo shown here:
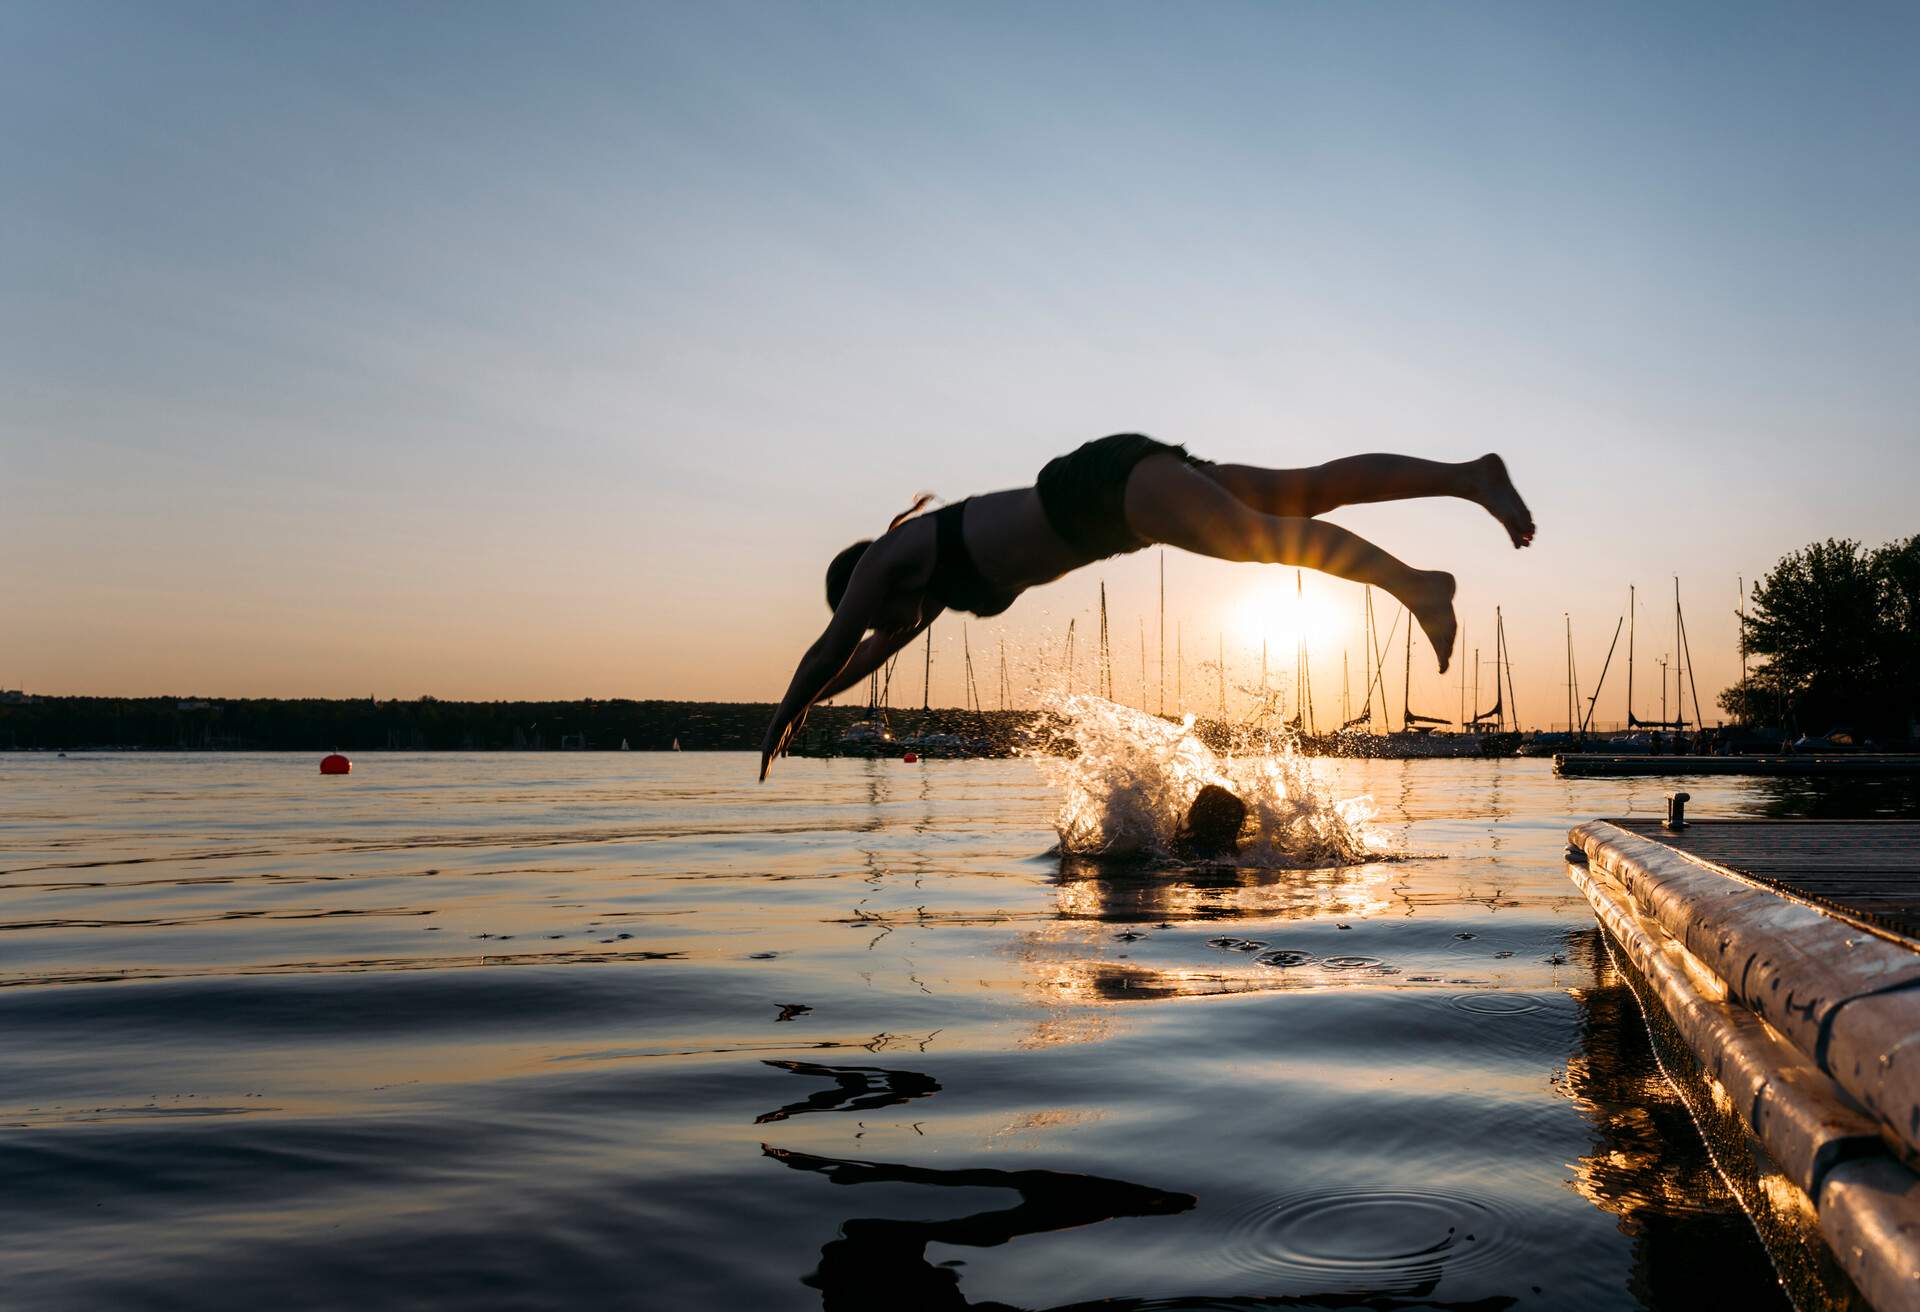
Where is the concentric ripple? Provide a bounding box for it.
[1255,948,1316,968]
[1221,1186,1522,1284]
[1448,992,1545,1016]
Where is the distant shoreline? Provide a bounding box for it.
[0,696,1028,753]
[3,695,1715,758]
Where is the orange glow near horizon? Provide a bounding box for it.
[1232,576,1345,659]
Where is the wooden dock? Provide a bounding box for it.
[1568,813,1920,1310]
[1611,818,1920,939]
[1556,753,1920,777]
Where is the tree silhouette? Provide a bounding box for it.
[1719,535,1919,739]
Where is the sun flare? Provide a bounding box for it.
[1233,576,1343,655]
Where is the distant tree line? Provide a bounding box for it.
[0,696,1035,753]
[1718,535,1919,741]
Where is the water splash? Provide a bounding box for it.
[1026,694,1382,865]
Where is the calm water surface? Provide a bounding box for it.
[4,751,1906,1310]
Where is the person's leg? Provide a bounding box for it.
[1125,457,1458,670]
[1203,452,1534,547]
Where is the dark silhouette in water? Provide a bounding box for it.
[763,1145,1193,1310]
[765,1145,1521,1311]
[1174,783,1250,859]
[762,438,1535,775]
[755,1060,942,1125]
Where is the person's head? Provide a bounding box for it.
[826,540,871,611]
[826,492,936,620]
[1174,784,1249,858]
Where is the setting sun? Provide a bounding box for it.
[1233,574,1346,655]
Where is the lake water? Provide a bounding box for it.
[5,737,1910,1310]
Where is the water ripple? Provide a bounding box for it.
[1220,1185,1522,1285]
[1448,993,1546,1016]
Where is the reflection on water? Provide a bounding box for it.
[755,1061,942,1125]
[1747,774,1920,819]
[765,1145,1195,1310]
[766,1146,1532,1312]
[0,750,1879,1308]
[1054,854,1397,925]
[1561,929,1793,1310]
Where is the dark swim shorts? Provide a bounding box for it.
[1035,433,1206,562]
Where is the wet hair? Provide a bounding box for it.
[1174,784,1249,858]
[824,493,937,612]
[826,540,871,611]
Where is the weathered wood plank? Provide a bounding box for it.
[1609,818,1920,938]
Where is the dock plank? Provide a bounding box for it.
[1613,818,1920,939]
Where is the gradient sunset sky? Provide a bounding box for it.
[7,2,1917,726]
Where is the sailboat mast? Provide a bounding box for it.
[1304,645,1314,736]
[1489,612,1499,732]
[1402,610,1412,733]
[1368,589,1397,731]
[1064,618,1076,696]
[1570,630,1581,730]
[1673,578,1683,729]
[1297,576,1313,737]
[1508,613,1520,731]
[1490,615,1497,732]
[1678,584,1704,727]
[1499,607,1519,733]
[962,623,978,712]
[1582,616,1624,737]
[1098,583,1111,700]
[1360,589,1373,727]
[1565,614,1574,733]
[923,622,933,710]
[1627,584,1636,730]
[1738,575,1748,684]
[1458,618,1466,729]
[1158,551,1166,716]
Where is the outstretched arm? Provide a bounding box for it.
[816,619,934,703]
[759,547,917,780]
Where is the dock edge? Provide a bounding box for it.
[1570,820,1920,1311]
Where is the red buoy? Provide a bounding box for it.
[320,753,352,775]
[902,752,918,763]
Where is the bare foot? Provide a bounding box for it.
[1407,570,1457,673]
[1468,454,1535,548]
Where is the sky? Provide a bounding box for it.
[5,1,1918,727]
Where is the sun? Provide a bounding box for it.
[1233,576,1342,655]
